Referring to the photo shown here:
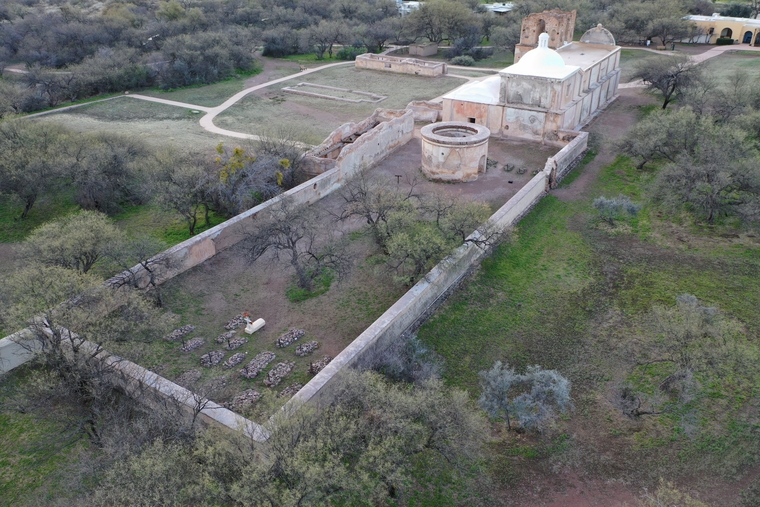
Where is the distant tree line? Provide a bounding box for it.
[0,119,304,233]
[0,0,720,117]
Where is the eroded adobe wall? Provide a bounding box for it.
[355,54,447,77]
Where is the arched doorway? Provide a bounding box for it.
[755,32,760,45]
[744,31,753,43]
[721,27,733,38]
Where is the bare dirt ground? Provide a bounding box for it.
[552,88,658,203]
[373,135,558,210]
[153,135,553,418]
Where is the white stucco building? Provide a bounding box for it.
[441,20,621,144]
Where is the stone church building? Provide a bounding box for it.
[440,11,621,143]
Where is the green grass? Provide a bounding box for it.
[702,52,760,83]
[0,368,90,507]
[0,189,80,242]
[282,53,341,65]
[138,67,269,107]
[34,98,227,151]
[285,270,335,303]
[618,49,671,83]
[416,134,760,491]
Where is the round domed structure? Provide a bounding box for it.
[580,24,616,45]
[513,32,565,70]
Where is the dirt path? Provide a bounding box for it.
[552,88,657,202]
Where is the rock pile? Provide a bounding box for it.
[223,352,247,369]
[225,337,248,351]
[308,356,332,375]
[166,325,195,342]
[216,331,235,344]
[175,369,202,387]
[295,340,319,356]
[278,383,303,398]
[264,361,294,387]
[225,314,248,330]
[231,389,262,408]
[276,328,305,348]
[181,337,205,352]
[200,350,225,368]
[239,351,276,379]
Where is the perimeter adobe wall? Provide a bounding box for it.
[355,54,447,77]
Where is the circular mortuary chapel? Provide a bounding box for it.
[420,121,490,182]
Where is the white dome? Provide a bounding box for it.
[515,32,565,69]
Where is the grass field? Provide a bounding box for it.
[33,98,227,151]
[139,65,298,107]
[701,51,760,80]
[619,49,672,82]
[416,152,760,502]
[215,66,467,145]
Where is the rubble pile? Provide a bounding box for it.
[223,352,247,369]
[278,383,303,398]
[264,361,295,387]
[295,340,319,357]
[216,331,236,344]
[200,350,226,368]
[175,369,201,387]
[166,325,195,342]
[225,337,248,350]
[231,389,262,408]
[276,329,305,348]
[225,314,248,331]
[308,356,333,375]
[239,351,276,379]
[181,337,205,352]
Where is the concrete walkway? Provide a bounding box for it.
[125,94,211,112]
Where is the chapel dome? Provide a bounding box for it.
[514,32,565,69]
[580,24,616,45]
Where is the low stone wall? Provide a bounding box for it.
[282,170,551,411]
[542,130,589,187]
[355,54,447,77]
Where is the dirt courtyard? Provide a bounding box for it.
[151,134,560,417]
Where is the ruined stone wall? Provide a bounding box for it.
[406,100,443,122]
[515,9,576,62]
[300,109,414,177]
[355,54,447,77]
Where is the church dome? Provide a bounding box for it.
[580,24,616,45]
[515,32,565,69]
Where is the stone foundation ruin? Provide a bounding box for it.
[354,53,447,77]
[420,121,490,182]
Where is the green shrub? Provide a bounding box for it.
[450,55,475,66]
[336,46,365,61]
[716,37,735,46]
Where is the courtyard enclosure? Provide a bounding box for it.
[1,123,588,435]
[283,135,586,411]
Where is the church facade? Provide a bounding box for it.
[441,13,621,144]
